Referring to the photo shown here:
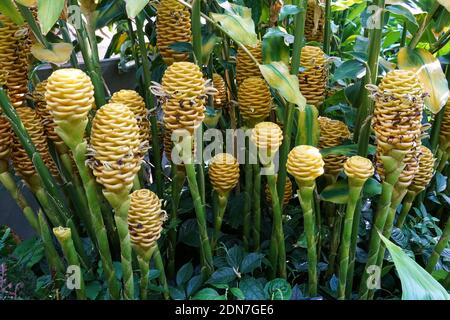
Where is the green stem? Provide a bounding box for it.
[355,0,386,157]
[426,215,450,273]
[136,13,164,198]
[53,227,86,300]
[38,211,65,277]
[323,0,332,55]
[168,165,186,279]
[153,245,170,300]
[185,162,214,278]
[0,168,39,233]
[267,173,287,279]
[192,0,202,65]
[243,159,253,250]
[135,245,156,300]
[71,142,120,299]
[409,1,440,49]
[104,192,134,300]
[400,22,407,48]
[59,19,80,69]
[338,183,364,300]
[277,0,305,204]
[396,190,416,229]
[296,182,318,297]
[252,163,261,252]
[325,213,342,279]
[345,200,361,299]
[212,191,229,251]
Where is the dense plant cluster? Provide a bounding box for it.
[0,0,449,301]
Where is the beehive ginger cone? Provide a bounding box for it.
[408,146,435,194]
[238,77,272,126]
[305,0,325,42]
[236,42,263,85]
[156,0,191,65]
[89,103,143,196]
[371,70,424,187]
[298,46,328,107]
[128,189,166,250]
[344,156,374,187]
[287,145,324,186]
[318,116,351,177]
[212,73,227,109]
[12,107,59,179]
[110,89,150,152]
[0,115,12,161]
[439,99,450,154]
[45,68,95,148]
[208,153,240,195]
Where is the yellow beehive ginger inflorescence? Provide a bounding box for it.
[156,0,192,65]
[238,77,272,126]
[0,15,32,109]
[344,156,374,184]
[318,116,351,176]
[128,189,166,249]
[12,107,59,179]
[208,153,240,195]
[439,99,450,153]
[212,73,227,109]
[158,62,206,155]
[89,103,143,195]
[251,122,284,153]
[110,90,150,152]
[409,146,435,194]
[236,42,263,85]
[287,145,324,184]
[45,68,95,147]
[265,177,293,207]
[298,46,328,107]
[33,81,64,147]
[305,0,325,42]
[371,70,424,188]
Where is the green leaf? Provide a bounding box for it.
[169,286,186,300]
[385,5,418,26]
[297,104,320,146]
[239,277,267,300]
[379,233,450,300]
[332,0,366,11]
[262,27,290,65]
[191,288,223,300]
[210,7,258,46]
[95,0,126,29]
[230,287,245,300]
[259,62,306,108]
[207,267,237,285]
[125,0,150,18]
[86,281,102,300]
[186,275,203,297]
[0,0,24,25]
[398,47,450,114]
[363,178,382,197]
[176,261,193,286]
[320,179,349,204]
[320,144,376,157]
[240,253,265,274]
[38,0,65,35]
[148,269,160,280]
[202,34,221,65]
[264,278,292,300]
[226,245,244,269]
[278,4,302,21]
[333,60,366,81]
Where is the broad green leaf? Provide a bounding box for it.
[296,104,319,146]
[379,233,450,300]
[398,47,450,114]
[0,0,24,25]
[125,0,149,19]
[95,0,126,29]
[385,5,418,26]
[202,34,220,65]
[240,252,264,273]
[176,261,193,286]
[278,4,302,21]
[262,27,290,65]
[320,179,349,204]
[333,60,366,81]
[259,62,306,108]
[438,0,450,12]
[31,42,73,64]
[210,11,258,46]
[332,0,366,11]
[320,144,376,157]
[207,267,237,285]
[38,0,66,35]
[192,288,223,300]
[239,277,268,300]
[16,0,37,7]
[230,287,245,300]
[264,278,292,300]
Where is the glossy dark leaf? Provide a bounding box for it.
[176,261,193,286]
[207,267,237,285]
[333,60,366,81]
